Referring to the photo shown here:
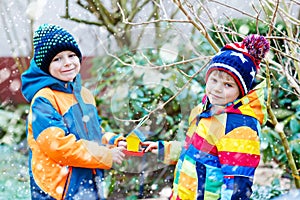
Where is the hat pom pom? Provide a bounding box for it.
[242,34,270,66]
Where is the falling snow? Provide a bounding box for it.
[0,0,299,199]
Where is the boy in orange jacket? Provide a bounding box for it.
[22,24,126,200]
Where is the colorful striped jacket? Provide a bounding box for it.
[158,81,267,200]
[21,59,124,200]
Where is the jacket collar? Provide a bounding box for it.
[189,80,267,125]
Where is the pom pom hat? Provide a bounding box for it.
[33,24,82,74]
[205,34,270,96]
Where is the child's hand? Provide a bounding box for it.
[141,141,158,154]
[117,140,127,148]
[111,146,125,165]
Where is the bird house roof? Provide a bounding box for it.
[126,129,146,142]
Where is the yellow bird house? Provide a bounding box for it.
[125,129,146,152]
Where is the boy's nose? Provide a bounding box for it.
[64,58,72,67]
[214,82,223,92]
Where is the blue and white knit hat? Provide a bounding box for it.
[33,24,82,73]
[205,35,270,96]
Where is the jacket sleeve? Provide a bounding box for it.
[30,96,113,169]
[216,126,261,200]
[101,127,125,146]
[37,128,113,169]
[157,104,203,165]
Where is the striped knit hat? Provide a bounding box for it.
[205,35,270,96]
[33,24,82,74]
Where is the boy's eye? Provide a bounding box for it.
[52,57,61,62]
[225,83,233,87]
[69,53,77,58]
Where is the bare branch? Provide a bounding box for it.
[173,0,219,51]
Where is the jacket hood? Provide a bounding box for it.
[21,59,80,102]
[189,80,268,125]
[226,80,268,125]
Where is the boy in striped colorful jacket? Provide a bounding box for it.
[144,35,270,200]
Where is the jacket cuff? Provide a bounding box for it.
[158,140,165,162]
[109,134,125,146]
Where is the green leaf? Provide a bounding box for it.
[289,118,300,133]
[273,109,294,120]
[292,100,300,110]
[126,195,138,200]
[295,111,300,120]
[166,115,174,125]
[291,139,300,154]
[279,98,292,107]
[153,85,163,95]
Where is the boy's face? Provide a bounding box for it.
[206,70,240,106]
[49,50,80,82]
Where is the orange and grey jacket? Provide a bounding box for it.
[21,59,123,200]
